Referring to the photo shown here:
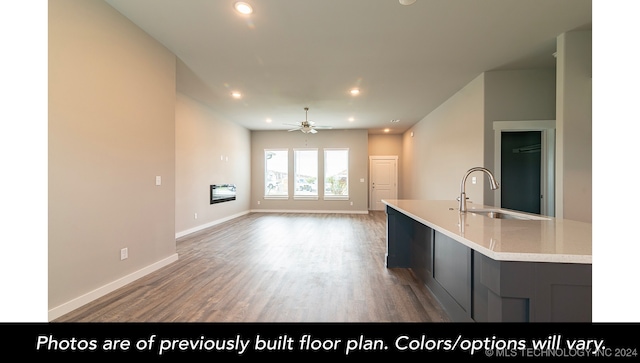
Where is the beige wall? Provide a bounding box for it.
[175,93,251,237]
[483,68,557,205]
[402,74,486,203]
[48,0,177,318]
[400,58,590,222]
[368,134,403,157]
[251,129,369,212]
[556,30,592,223]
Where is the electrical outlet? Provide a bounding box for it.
[120,248,128,260]
[257,201,261,205]
[194,213,198,219]
[350,201,353,206]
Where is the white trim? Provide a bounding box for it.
[323,195,349,201]
[250,209,369,214]
[293,196,319,200]
[175,210,251,239]
[493,120,556,131]
[48,253,179,321]
[263,195,289,200]
[541,129,556,217]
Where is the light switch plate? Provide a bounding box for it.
[156,176,161,185]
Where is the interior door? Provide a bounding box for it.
[370,156,398,211]
[493,120,555,217]
[501,131,542,214]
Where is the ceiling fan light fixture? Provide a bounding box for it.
[284,107,331,134]
[234,2,253,15]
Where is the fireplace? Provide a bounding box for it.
[210,184,236,204]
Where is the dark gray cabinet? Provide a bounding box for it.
[385,206,412,268]
[473,251,592,322]
[385,205,592,322]
[432,232,473,321]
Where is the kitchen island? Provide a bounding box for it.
[382,199,592,322]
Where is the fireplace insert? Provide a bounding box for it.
[210,184,236,204]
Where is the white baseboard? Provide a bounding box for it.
[48,209,375,321]
[176,209,369,239]
[175,210,251,239]
[48,253,179,321]
[250,209,370,214]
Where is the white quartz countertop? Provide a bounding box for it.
[382,199,592,264]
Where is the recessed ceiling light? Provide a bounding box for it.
[399,0,416,5]
[384,128,390,133]
[348,117,355,122]
[350,88,360,96]
[266,118,272,123]
[231,91,242,98]
[234,2,253,15]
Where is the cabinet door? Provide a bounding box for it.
[433,232,472,315]
[410,223,433,284]
[385,206,411,268]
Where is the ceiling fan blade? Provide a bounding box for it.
[313,126,332,129]
[284,107,321,134]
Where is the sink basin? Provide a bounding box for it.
[472,210,526,220]
[467,209,550,221]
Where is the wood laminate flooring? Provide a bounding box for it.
[54,211,450,323]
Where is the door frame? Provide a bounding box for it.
[493,120,556,217]
[369,155,398,211]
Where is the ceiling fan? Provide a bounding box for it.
[284,107,332,134]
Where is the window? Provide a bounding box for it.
[294,149,318,199]
[324,148,349,200]
[265,149,288,198]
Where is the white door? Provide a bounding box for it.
[369,156,398,211]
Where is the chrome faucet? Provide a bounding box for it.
[458,167,499,212]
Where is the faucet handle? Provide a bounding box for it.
[456,196,470,201]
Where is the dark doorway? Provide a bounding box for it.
[501,131,541,214]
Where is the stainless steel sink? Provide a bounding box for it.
[468,209,550,221]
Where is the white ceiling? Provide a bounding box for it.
[104,0,592,134]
